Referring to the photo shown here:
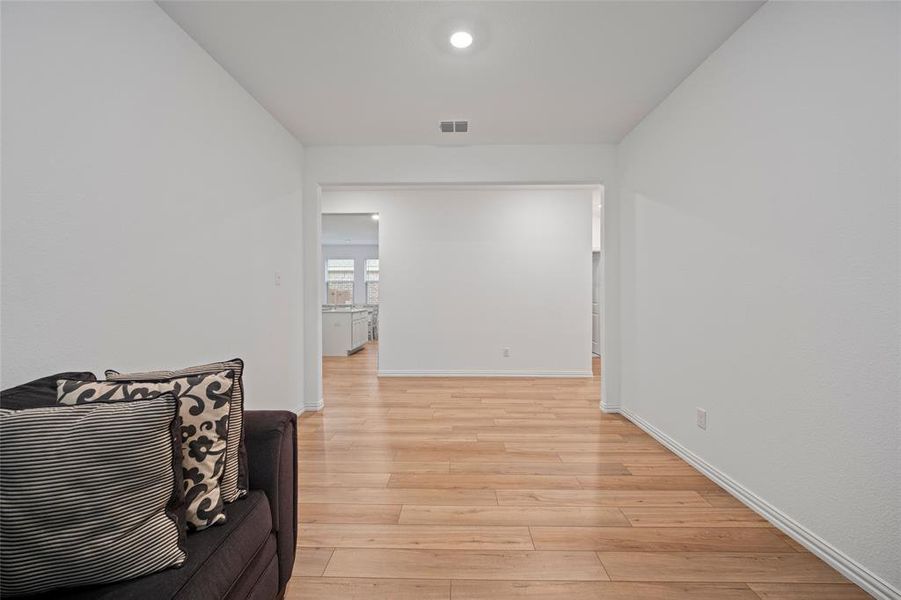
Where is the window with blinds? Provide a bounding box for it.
[365,259,379,304]
[326,258,354,305]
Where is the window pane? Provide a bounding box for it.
[366,281,379,304]
[328,258,354,271]
[327,259,355,282]
[328,281,353,305]
[365,259,379,282]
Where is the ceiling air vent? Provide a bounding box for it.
[440,120,468,133]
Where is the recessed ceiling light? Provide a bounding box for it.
[449,31,473,49]
[371,214,380,221]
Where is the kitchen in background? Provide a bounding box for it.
[321,213,379,357]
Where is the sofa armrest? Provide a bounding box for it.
[244,410,297,596]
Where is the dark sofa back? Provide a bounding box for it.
[1,372,97,410]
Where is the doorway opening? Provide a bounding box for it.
[320,213,380,366]
[592,187,605,382]
[313,183,608,409]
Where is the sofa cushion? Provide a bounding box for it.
[225,537,278,600]
[106,359,247,503]
[58,371,234,531]
[28,490,274,600]
[0,371,96,410]
[0,395,186,597]
[225,548,280,600]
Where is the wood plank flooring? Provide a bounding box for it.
[284,343,868,599]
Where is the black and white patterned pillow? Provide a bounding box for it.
[0,394,185,597]
[58,370,233,531]
[105,359,247,503]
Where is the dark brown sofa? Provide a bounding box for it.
[0,373,298,600]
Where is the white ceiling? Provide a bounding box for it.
[160,1,763,146]
[322,213,379,245]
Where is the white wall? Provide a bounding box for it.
[321,244,379,305]
[1,1,305,412]
[616,2,900,596]
[323,188,593,376]
[304,145,618,405]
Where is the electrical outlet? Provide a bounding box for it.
[696,407,707,430]
[274,272,282,287]
[503,347,511,358]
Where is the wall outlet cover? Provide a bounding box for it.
[696,407,707,430]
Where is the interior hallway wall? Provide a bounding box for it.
[615,1,900,594]
[323,188,593,376]
[1,1,305,411]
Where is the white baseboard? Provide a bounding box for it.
[619,406,900,600]
[299,398,324,415]
[600,399,620,413]
[377,369,593,378]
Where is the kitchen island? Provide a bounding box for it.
[322,307,369,356]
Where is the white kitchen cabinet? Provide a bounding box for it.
[351,312,369,349]
[323,308,369,356]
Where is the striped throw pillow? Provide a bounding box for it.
[105,359,247,503]
[0,394,185,597]
[58,371,233,530]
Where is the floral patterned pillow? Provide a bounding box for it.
[105,359,247,504]
[58,371,233,531]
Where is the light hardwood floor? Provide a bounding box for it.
[285,343,869,599]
